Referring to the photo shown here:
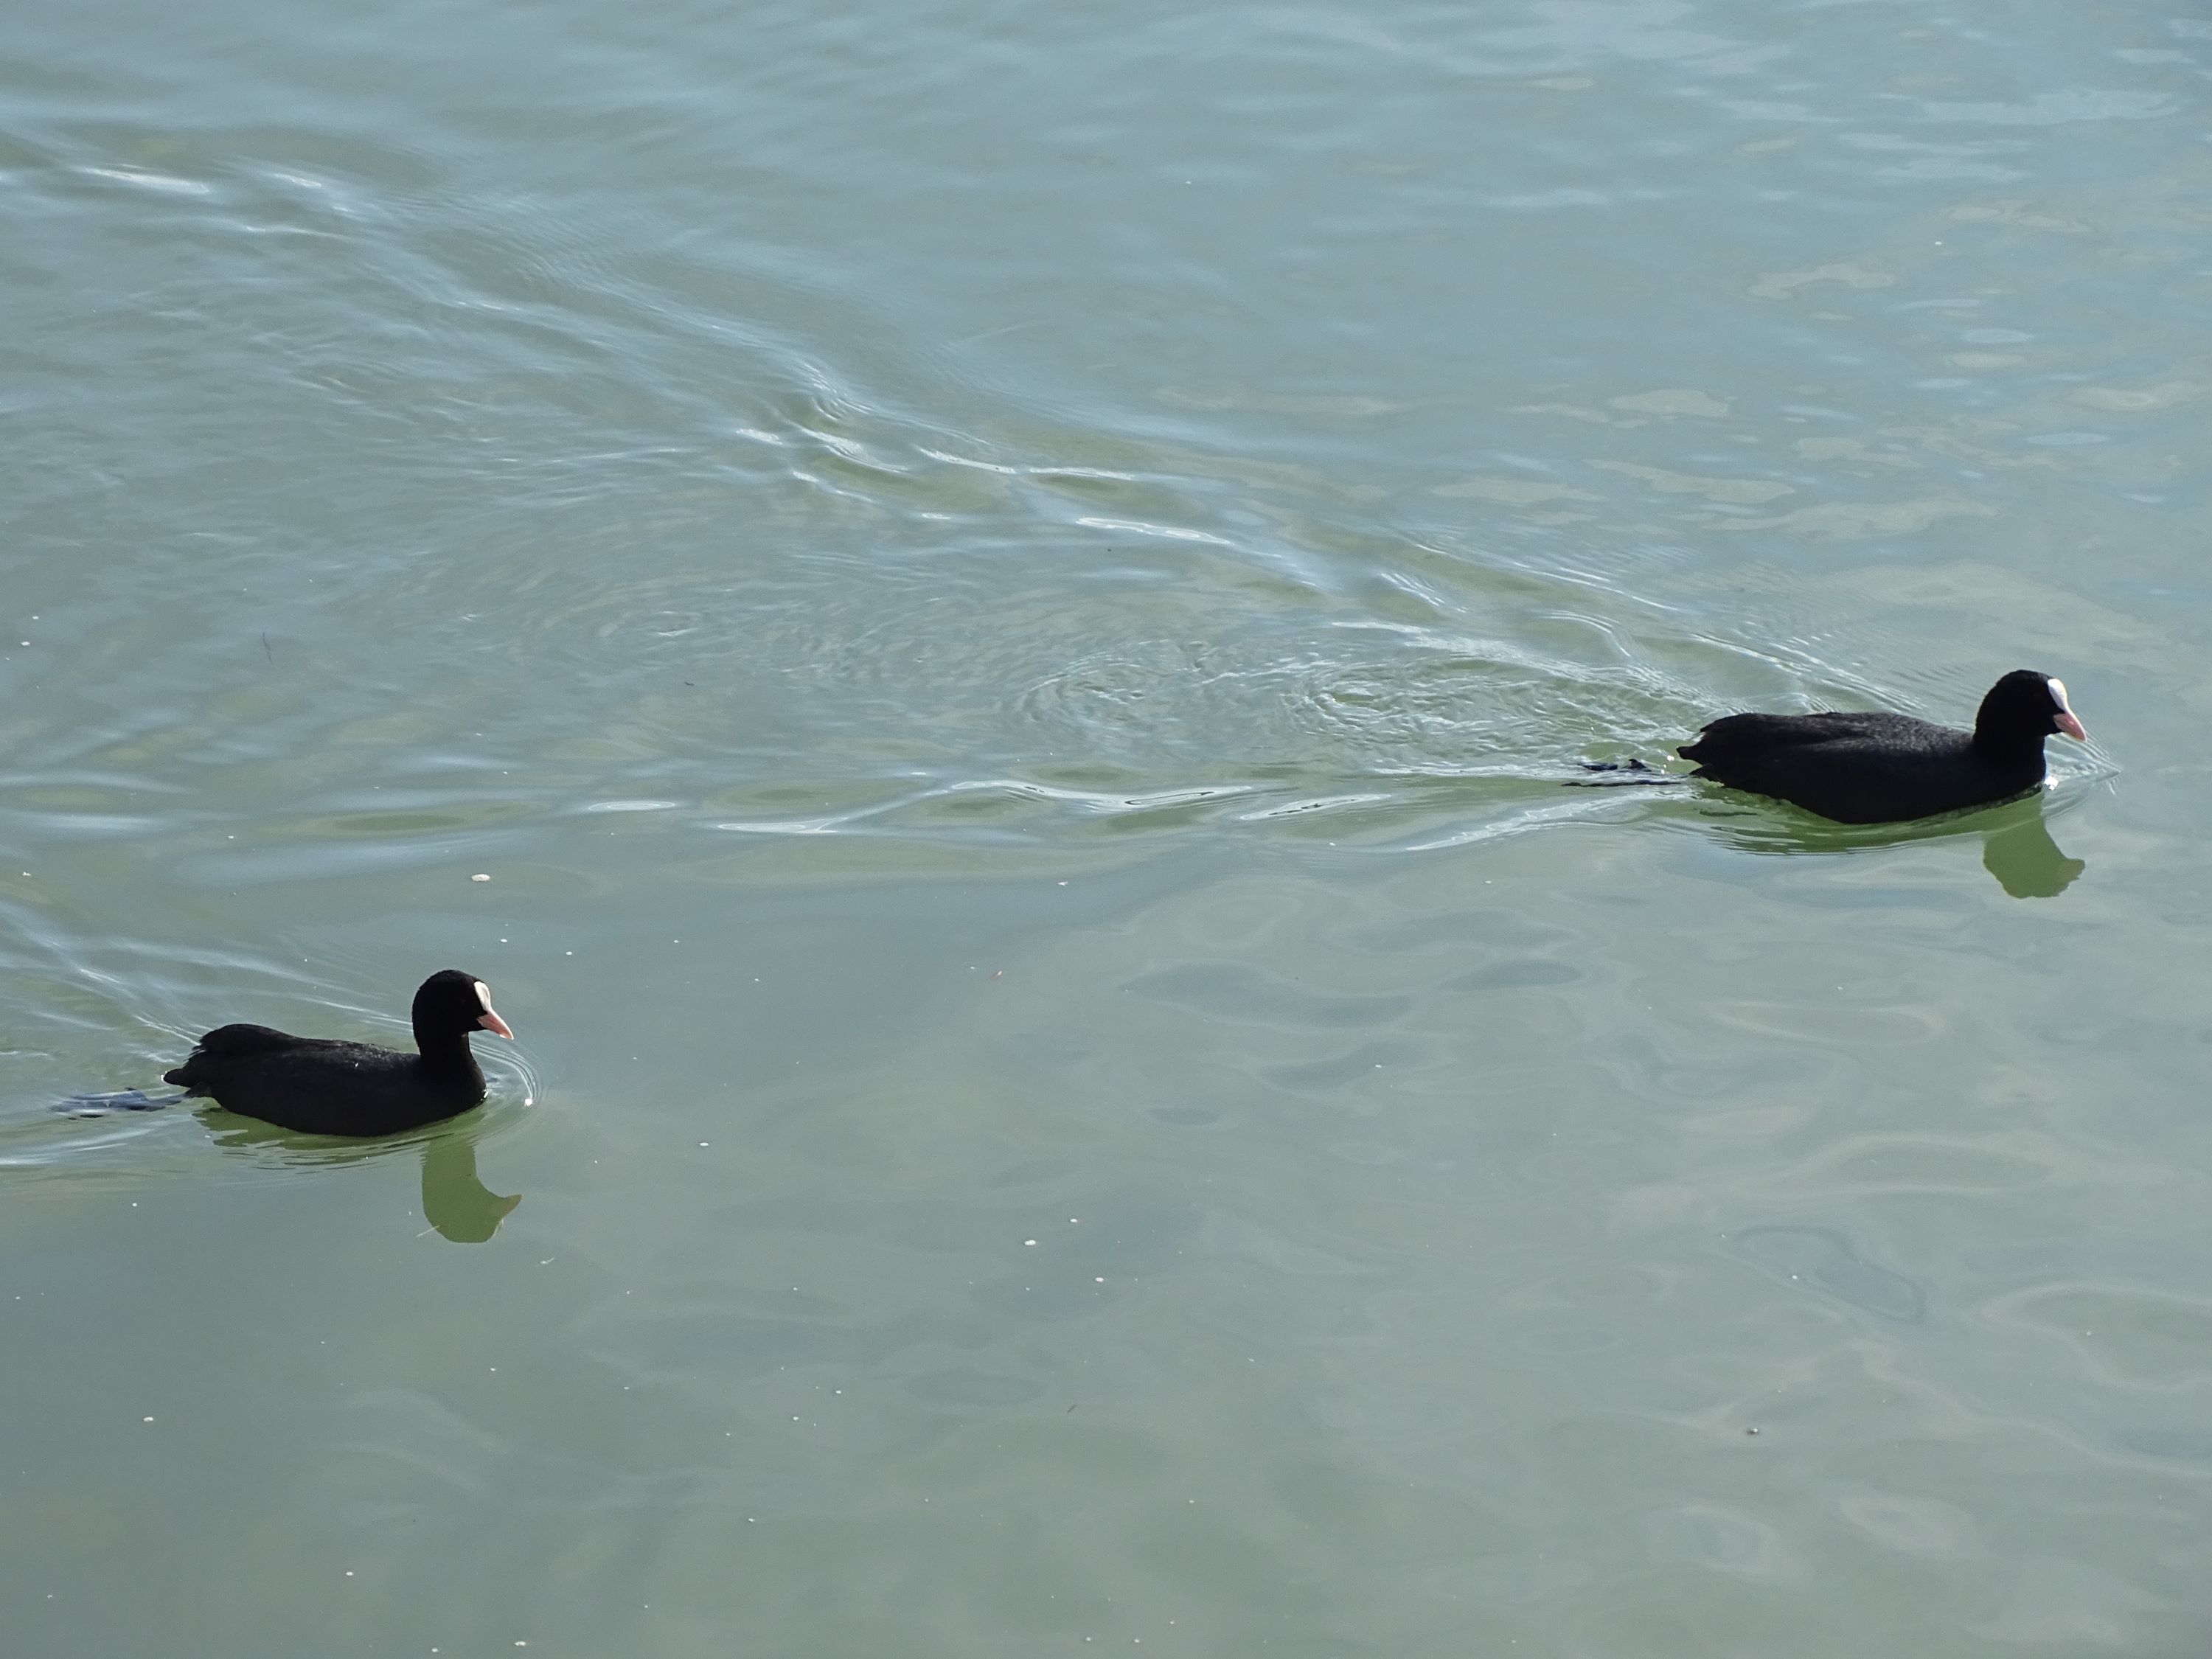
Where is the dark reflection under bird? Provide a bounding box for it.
[199,1110,523,1243]
[1682,789,2084,900]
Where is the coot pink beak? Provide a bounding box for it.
[2046,677,2086,742]
[478,1009,515,1040]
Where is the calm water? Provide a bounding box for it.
[4,1,2211,1652]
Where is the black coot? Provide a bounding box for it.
[1679,669,2087,824]
[164,969,515,1137]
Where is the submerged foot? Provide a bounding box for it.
[1566,758,1676,788]
[52,1089,179,1116]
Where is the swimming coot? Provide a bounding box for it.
[164,969,515,1137]
[1679,669,2087,824]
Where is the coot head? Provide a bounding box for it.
[1976,669,2088,749]
[414,969,515,1043]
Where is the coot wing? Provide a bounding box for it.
[1681,709,1940,759]
[164,1023,317,1090]
[189,1023,307,1057]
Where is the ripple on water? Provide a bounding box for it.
[1731,1225,1928,1324]
[1989,1284,2212,1390]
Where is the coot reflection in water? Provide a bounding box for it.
[420,1129,522,1243]
[1978,811,2086,900]
[201,1113,522,1244]
[1683,792,2084,900]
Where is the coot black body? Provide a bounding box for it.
[164,970,515,1138]
[1679,669,2087,825]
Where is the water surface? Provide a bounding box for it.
[5,1,2211,1653]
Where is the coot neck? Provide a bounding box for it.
[1968,722,2048,775]
[413,1018,485,1081]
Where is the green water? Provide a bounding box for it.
[4,1,2211,1652]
